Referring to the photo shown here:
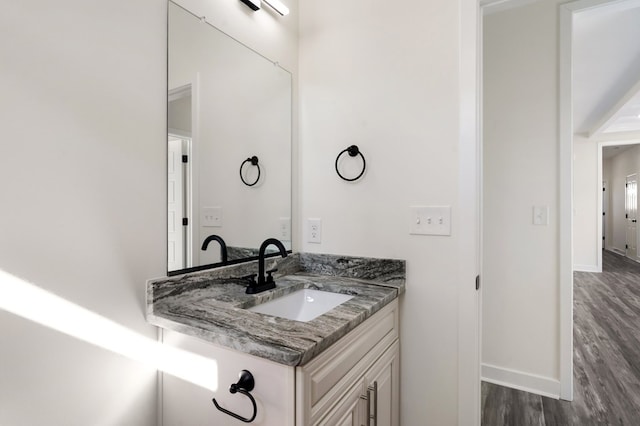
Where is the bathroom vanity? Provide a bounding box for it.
[147,253,404,425]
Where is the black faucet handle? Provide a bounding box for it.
[241,274,257,285]
[265,268,278,283]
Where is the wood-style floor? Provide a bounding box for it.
[481,250,640,425]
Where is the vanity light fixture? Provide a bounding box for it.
[263,0,290,16]
[239,0,289,16]
[240,0,260,11]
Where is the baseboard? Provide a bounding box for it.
[573,264,599,272]
[609,247,625,256]
[481,363,560,399]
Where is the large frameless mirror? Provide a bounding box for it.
[168,1,292,275]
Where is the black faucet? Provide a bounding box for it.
[246,238,288,294]
[201,235,228,264]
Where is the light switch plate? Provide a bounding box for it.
[202,207,222,227]
[533,206,549,226]
[410,206,452,236]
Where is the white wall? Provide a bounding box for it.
[573,135,600,271]
[482,0,562,397]
[0,1,166,424]
[298,0,470,424]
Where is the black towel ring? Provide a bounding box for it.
[240,156,260,187]
[335,145,366,182]
[212,370,257,423]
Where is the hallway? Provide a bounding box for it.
[481,250,640,425]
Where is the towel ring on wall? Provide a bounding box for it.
[212,370,257,423]
[240,156,261,187]
[335,145,366,182]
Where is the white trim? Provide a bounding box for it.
[589,79,640,138]
[481,364,561,399]
[168,83,191,102]
[610,247,626,256]
[189,75,200,267]
[559,0,636,402]
[592,131,640,142]
[481,0,543,15]
[559,2,574,402]
[458,0,481,424]
[573,264,600,272]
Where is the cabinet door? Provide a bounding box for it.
[363,341,400,426]
[316,380,364,426]
[162,330,296,426]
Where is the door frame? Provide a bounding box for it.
[458,0,481,424]
[625,173,638,259]
[597,141,640,271]
[559,0,636,401]
[168,76,200,270]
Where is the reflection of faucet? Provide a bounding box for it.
[246,238,288,294]
[201,235,228,264]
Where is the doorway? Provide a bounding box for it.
[625,173,638,259]
[168,83,195,272]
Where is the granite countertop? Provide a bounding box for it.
[147,253,405,366]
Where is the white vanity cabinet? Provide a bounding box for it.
[161,299,399,425]
[295,300,400,426]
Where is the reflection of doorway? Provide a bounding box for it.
[168,136,191,271]
[625,173,638,259]
[168,83,195,272]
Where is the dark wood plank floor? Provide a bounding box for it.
[482,250,640,425]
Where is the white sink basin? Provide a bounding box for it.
[247,289,354,322]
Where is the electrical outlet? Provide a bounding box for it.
[307,218,322,243]
[279,217,291,241]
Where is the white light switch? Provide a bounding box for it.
[202,207,222,227]
[410,206,452,236]
[533,206,549,226]
[307,218,322,243]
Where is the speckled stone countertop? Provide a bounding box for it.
[147,253,405,366]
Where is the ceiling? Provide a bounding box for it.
[483,0,640,140]
[572,0,640,137]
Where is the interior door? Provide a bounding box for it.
[625,174,637,259]
[168,137,186,271]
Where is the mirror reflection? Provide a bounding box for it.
[168,1,292,275]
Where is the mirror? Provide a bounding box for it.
[167,1,292,275]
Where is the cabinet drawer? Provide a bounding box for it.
[296,299,398,424]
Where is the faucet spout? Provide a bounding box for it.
[246,238,288,294]
[201,235,228,264]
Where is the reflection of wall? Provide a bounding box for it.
[168,95,192,134]
[1,1,165,423]
[483,0,561,398]
[169,4,291,266]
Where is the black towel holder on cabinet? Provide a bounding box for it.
[212,370,257,423]
[335,145,366,182]
[240,156,261,187]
